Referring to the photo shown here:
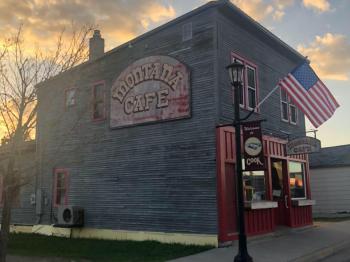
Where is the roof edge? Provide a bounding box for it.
[37,0,305,87]
[221,0,305,61]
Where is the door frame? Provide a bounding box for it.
[271,158,291,226]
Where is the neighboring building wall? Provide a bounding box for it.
[37,8,219,235]
[311,166,350,217]
[0,142,37,225]
[214,7,306,136]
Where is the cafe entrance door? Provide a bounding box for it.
[271,159,291,226]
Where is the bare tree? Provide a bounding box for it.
[0,24,94,262]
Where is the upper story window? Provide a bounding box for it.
[247,66,257,109]
[231,53,258,111]
[53,169,69,207]
[182,22,192,41]
[92,82,106,121]
[65,88,76,108]
[281,89,298,124]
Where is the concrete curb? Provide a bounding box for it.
[291,239,350,262]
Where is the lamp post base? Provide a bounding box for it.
[234,253,253,262]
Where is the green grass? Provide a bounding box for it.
[8,233,213,262]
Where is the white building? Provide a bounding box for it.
[310,145,350,218]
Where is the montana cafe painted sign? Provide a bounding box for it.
[287,136,321,155]
[110,56,190,128]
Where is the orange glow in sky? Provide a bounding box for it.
[0,0,348,147]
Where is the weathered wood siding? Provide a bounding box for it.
[33,1,310,237]
[36,9,218,234]
[311,167,350,217]
[214,8,306,137]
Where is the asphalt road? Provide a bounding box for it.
[320,247,350,262]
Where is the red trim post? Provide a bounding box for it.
[305,155,312,199]
[216,127,226,243]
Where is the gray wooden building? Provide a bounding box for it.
[3,0,316,245]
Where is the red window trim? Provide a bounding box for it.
[92,80,106,122]
[53,168,69,208]
[231,52,260,113]
[64,87,77,110]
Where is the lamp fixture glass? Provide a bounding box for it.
[226,59,244,85]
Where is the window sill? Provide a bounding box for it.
[245,200,278,210]
[281,119,298,126]
[292,199,316,207]
[241,107,260,114]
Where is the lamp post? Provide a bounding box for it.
[226,60,253,262]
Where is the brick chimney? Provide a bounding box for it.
[89,30,104,61]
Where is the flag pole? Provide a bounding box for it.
[241,84,280,121]
[255,85,280,110]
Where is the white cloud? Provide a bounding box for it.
[230,0,294,22]
[302,0,331,12]
[0,0,176,50]
[297,33,350,81]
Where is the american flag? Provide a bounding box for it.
[278,62,339,128]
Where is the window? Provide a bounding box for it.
[65,88,76,108]
[289,162,306,199]
[92,82,105,120]
[182,22,192,41]
[242,160,266,201]
[247,66,257,109]
[243,170,266,201]
[281,89,298,124]
[53,169,69,207]
[231,53,258,110]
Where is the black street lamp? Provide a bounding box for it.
[226,60,253,262]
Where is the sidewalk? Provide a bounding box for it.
[169,220,350,262]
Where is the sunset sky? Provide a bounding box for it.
[0,0,348,147]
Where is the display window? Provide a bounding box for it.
[243,170,266,201]
[289,161,306,199]
[271,160,284,198]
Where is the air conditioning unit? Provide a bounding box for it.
[57,206,84,227]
